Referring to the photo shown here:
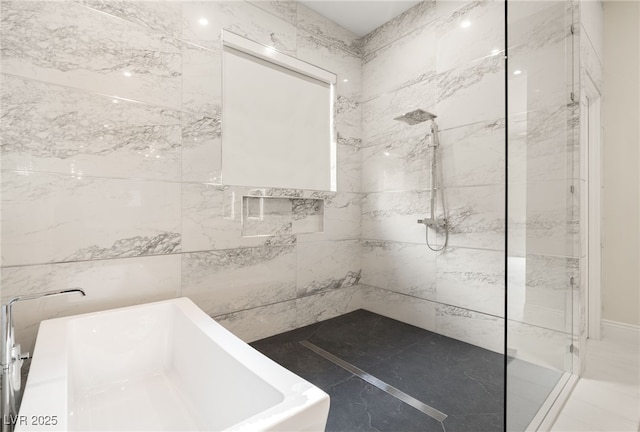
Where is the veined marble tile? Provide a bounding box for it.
[507,320,569,371]
[337,141,361,193]
[214,296,299,343]
[1,75,181,181]
[181,110,222,184]
[362,23,436,102]
[181,183,295,252]
[435,54,505,130]
[361,240,436,300]
[215,286,359,343]
[356,284,438,333]
[182,1,296,55]
[439,119,505,188]
[361,77,437,143]
[182,43,222,116]
[361,129,430,193]
[436,247,505,317]
[248,0,297,25]
[296,240,360,297]
[2,172,180,266]
[182,244,296,317]
[335,94,361,142]
[297,192,361,242]
[436,304,505,353]
[1,254,181,354]
[508,254,576,334]
[77,0,182,38]
[508,122,576,187]
[296,30,361,100]
[361,1,437,58]
[361,190,431,244]
[508,0,568,52]
[291,198,323,234]
[296,4,360,57]
[295,286,360,327]
[444,184,505,250]
[1,1,182,109]
[509,180,578,258]
[509,36,571,114]
[435,0,504,73]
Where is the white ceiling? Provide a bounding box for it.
[299,1,421,37]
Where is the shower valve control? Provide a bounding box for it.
[417,218,436,228]
[417,218,447,229]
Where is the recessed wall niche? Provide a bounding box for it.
[242,196,324,237]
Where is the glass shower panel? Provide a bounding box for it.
[506,1,577,431]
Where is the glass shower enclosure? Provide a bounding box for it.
[506,1,580,430]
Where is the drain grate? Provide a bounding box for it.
[299,340,448,423]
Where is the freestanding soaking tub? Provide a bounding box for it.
[16,298,329,431]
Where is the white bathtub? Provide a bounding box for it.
[16,298,329,431]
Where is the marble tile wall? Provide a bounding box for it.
[1,0,585,365]
[359,0,507,353]
[0,0,362,351]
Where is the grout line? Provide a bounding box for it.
[299,340,448,423]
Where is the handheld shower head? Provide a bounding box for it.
[393,109,437,126]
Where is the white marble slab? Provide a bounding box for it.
[361,190,431,244]
[248,0,297,25]
[361,240,436,300]
[357,284,438,333]
[362,23,436,102]
[361,127,431,193]
[216,286,359,343]
[297,192,361,242]
[2,172,181,266]
[436,304,504,353]
[295,4,360,57]
[439,119,505,188]
[296,240,361,296]
[509,180,579,258]
[435,0,504,73]
[507,320,569,371]
[435,55,505,130]
[337,141,361,193]
[436,247,505,317]
[182,245,297,317]
[78,0,183,38]
[361,1,437,57]
[182,1,297,55]
[1,1,182,109]
[445,184,505,250]
[1,75,181,181]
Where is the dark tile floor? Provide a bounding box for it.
[251,309,505,432]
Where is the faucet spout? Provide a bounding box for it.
[6,288,86,308]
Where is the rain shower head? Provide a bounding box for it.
[393,109,437,126]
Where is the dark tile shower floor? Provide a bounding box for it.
[251,310,505,432]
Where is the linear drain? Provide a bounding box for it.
[299,340,447,423]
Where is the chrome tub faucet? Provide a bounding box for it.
[1,288,86,432]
